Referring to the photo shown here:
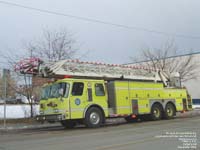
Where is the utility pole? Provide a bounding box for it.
[3,69,9,130]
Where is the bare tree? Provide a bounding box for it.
[26,28,77,62]
[0,28,78,117]
[131,41,199,82]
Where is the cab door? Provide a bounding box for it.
[69,82,87,119]
[57,82,71,117]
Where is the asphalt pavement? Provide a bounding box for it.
[0,110,199,150]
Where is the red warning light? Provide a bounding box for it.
[131,115,136,118]
[63,75,72,78]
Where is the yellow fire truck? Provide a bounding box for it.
[36,60,192,128]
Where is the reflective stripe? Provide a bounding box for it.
[102,108,108,110]
[71,108,85,112]
[115,87,163,90]
[44,109,66,114]
[71,107,108,112]
[164,90,185,92]
[116,87,185,92]
[117,106,130,109]
[130,88,162,90]
[138,105,147,108]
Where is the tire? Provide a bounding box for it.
[84,107,104,128]
[164,103,176,119]
[150,104,163,121]
[61,120,76,129]
[125,116,138,123]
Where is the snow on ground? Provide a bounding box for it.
[0,105,39,119]
[193,104,200,109]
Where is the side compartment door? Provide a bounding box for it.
[115,81,131,114]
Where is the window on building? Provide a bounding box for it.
[95,83,105,96]
[72,82,84,96]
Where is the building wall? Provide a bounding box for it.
[183,79,200,99]
[32,76,49,87]
[181,54,200,99]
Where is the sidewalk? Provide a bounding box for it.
[0,110,199,131]
[0,118,60,131]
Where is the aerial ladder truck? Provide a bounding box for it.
[18,59,193,128]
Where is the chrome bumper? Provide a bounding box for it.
[36,114,65,122]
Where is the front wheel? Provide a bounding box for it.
[84,107,104,128]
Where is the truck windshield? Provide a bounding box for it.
[41,86,51,100]
[50,83,60,98]
[50,82,70,98]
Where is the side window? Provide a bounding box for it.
[72,82,84,96]
[58,82,70,98]
[59,83,66,96]
[64,83,70,98]
[95,83,105,96]
[88,88,93,101]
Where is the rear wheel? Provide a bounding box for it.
[61,120,76,129]
[84,107,104,128]
[150,104,163,121]
[164,103,176,119]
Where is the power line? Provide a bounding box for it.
[0,1,200,40]
[124,51,200,65]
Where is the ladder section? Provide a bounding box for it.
[41,59,165,82]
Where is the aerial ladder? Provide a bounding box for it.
[14,58,175,86]
[38,59,170,86]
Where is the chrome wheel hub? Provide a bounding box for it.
[90,112,100,125]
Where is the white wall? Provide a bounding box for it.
[181,54,200,99]
[183,79,200,99]
[0,105,39,119]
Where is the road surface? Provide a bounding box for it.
[0,111,199,150]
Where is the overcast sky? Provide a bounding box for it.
[0,0,200,65]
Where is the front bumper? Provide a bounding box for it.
[36,114,66,122]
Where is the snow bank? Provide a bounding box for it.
[193,104,200,109]
[0,105,39,119]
